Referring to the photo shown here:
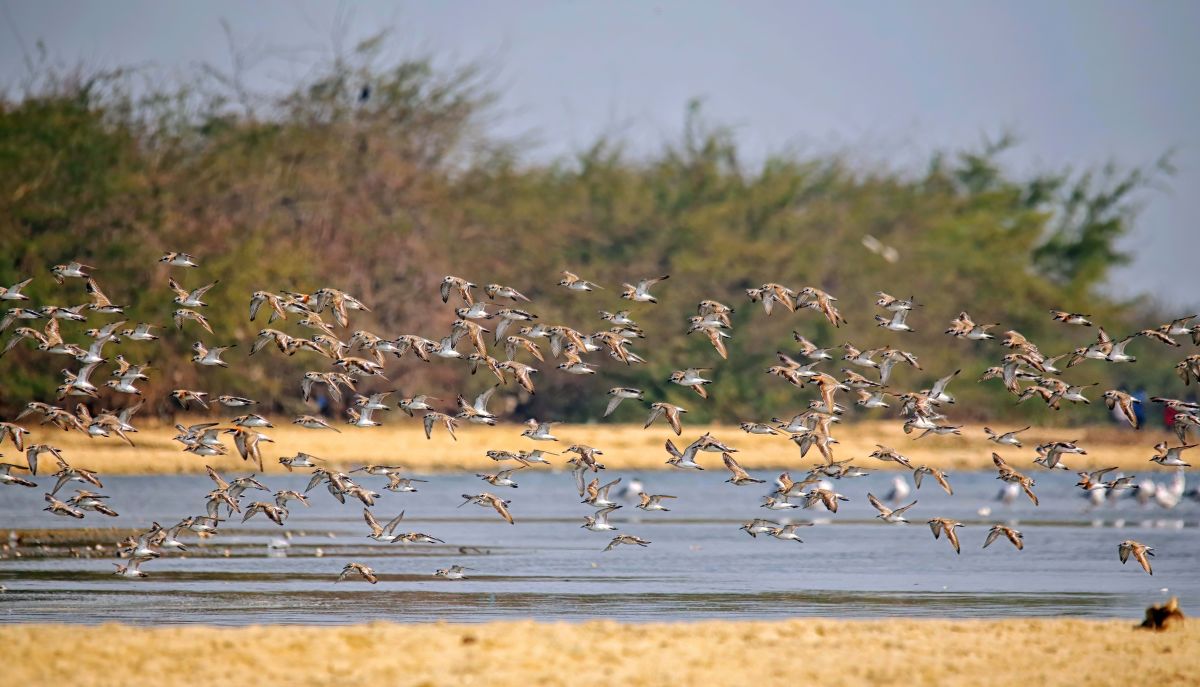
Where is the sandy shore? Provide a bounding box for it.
[2,618,1192,686]
[13,418,1171,475]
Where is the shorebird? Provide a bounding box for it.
[0,422,30,452]
[399,394,440,417]
[159,251,199,267]
[521,419,558,441]
[434,565,472,580]
[292,415,340,432]
[761,495,798,510]
[645,403,686,435]
[722,452,764,485]
[768,523,810,543]
[50,261,92,284]
[112,560,149,579]
[583,477,622,507]
[927,518,964,554]
[1150,442,1194,467]
[279,452,323,471]
[43,492,85,518]
[1075,467,1120,492]
[669,368,711,398]
[191,341,234,367]
[992,453,1040,505]
[1049,310,1093,326]
[637,492,676,511]
[477,467,523,488]
[581,505,620,532]
[740,518,781,538]
[605,387,644,416]
[558,270,602,292]
[67,489,118,517]
[0,277,33,301]
[983,525,1024,551]
[868,493,917,523]
[912,466,953,495]
[874,308,914,332]
[0,463,35,487]
[1118,540,1154,575]
[242,501,288,526]
[362,508,406,542]
[664,439,704,470]
[621,275,669,303]
[984,426,1030,448]
[603,534,650,551]
[459,492,515,524]
[337,562,379,584]
[869,445,913,469]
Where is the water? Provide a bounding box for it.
[1,469,1196,625]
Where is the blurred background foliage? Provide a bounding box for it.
[0,38,1190,425]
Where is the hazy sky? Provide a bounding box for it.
[3,1,1197,307]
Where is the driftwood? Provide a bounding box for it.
[1139,597,1185,630]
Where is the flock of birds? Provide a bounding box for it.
[1,256,1199,583]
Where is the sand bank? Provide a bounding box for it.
[16,419,1168,475]
[2,618,1192,686]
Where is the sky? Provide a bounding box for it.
[2,0,1197,308]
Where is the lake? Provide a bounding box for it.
[1,468,1195,624]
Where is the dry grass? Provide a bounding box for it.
[18,418,1171,475]
[3,618,1194,686]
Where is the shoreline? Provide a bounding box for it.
[2,618,1192,686]
[12,420,1174,475]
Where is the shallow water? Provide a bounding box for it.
[1,469,1196,624]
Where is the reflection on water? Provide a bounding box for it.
[0,470,1195,624]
